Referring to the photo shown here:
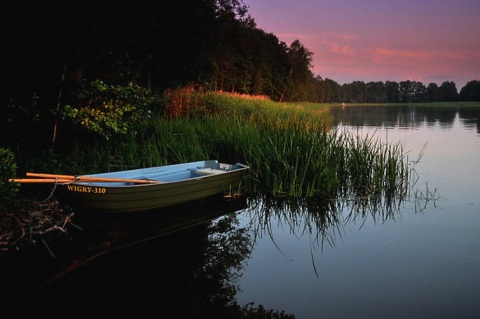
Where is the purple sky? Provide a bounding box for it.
[244,0,480,89]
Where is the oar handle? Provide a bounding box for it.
[26,172,76,179]
[23,172,163,184]
[8,178,74,183]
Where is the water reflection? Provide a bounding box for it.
[1,197,266,318]
[330,105,480,133]
[237,105,480,319]
[2,189,436,318]
[243,187,435,260]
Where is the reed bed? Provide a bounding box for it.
[65,90,409,204]
[0,90,417,251]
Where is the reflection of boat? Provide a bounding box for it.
[1,197,248,303]
[71,195,249,254]
[13,160,249,213]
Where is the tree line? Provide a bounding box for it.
[3,0,479,121]
[314,78,480,104]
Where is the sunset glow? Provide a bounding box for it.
[245,0,480,89]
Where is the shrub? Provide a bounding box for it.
[0,148,19,199]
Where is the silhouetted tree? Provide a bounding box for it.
[385,81,400,102]
[459,80,480,101]
[366,81,386,103]
[281,40,315,102]
[426,83,442,102]
[439,81,459,101]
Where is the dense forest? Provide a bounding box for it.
[3,0,480,130]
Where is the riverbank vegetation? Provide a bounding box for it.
[2,89,411,200]
[1,89,414,252]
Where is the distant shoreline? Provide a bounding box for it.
[332,101,480,107]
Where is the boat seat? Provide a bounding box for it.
[195,168,229,175]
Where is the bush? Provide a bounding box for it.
[0,148,19,199]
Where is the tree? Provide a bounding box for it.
[2,1,260,147]
[399,80,427,103]
[459,80,480,101]
[281,40,315,102]
[345,81,367,103]
[385,81,400,103]
[324,78,342,103]
[366,81,386,103]
[412,81,427,102]
[439,81,459,101]
[426,83,442,102]
[314,76,327,103]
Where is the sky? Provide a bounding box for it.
[244,0,480,89]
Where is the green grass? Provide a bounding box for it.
[59,91,410,206]
[4,89,412,211]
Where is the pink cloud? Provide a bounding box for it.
[374,48,430,61]
[245,0,480,88]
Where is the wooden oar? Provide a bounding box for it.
[8,178,78,183]
[26,173,75,179]
[9,172,164,184]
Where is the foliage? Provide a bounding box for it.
[459,80,480,101]
[3,87,410,205]
[4,94,41,126]
[61,80,155,140]
[57,90,409,206]
[3,0,478,120]
[0,148,19,199]
[0,93,48,151]
[439,81,459,102]
[240,302,296,319]
[282,40,315,102]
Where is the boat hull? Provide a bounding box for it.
[57,160,249,213]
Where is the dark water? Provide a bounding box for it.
[2,105,479,318]
[2,197,253,318]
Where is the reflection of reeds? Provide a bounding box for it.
[245,193,402,249]
[243,176,435,262]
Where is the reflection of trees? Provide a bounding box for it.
[331,105,479,132]
[458,108,480,134]
[2,198,295,318]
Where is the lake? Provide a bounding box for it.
[235,104,480,318]
[2,104,479,318]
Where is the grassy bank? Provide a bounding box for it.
[3,90,411,202]
[1,90,414,250]
[56,91,410,203]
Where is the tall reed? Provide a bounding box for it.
[66,90,410,204]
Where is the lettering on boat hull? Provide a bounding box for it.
[67,184,107,194]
